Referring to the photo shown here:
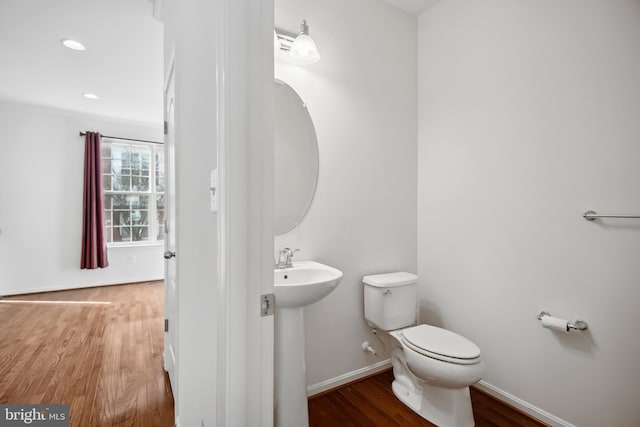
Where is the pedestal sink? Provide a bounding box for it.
[274,261,343,427]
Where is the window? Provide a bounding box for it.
[101,139,164,245]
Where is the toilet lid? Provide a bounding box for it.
[401,325,481,363]
[362,272,418,288]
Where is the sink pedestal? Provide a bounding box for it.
[275,307,309,427]
[273,261,343,427]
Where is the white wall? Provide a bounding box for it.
[418,1,640,426]
[275,0,417,389]
[162,0,219,425]
[0,100,163,296]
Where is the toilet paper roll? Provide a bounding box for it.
[541,315,569,334]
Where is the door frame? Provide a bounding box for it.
[215,0,274,425]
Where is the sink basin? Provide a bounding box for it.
[274,261,343,308]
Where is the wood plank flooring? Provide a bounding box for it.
[2,281,547,426]
[0,281,174,427]
[309,370,549,427]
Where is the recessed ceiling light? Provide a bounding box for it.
[83,93,99,100]
[61,39,86,51]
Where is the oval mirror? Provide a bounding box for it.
[274,79,319,235]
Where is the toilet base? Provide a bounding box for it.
[392,378,475,427]
[391,347,475,427]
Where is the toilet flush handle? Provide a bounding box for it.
[383,289,392,296]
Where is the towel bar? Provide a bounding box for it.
[583,210,640,221]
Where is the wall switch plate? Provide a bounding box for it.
[210,168,219,213]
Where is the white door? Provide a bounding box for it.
[163,60,178,391]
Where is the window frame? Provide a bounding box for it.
[101,138,165,247]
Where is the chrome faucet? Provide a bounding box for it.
[275,247,298,269]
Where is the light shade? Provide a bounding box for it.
[289,20,320,64]
[290,35,320,64]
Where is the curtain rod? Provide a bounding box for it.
[79,132,163,145]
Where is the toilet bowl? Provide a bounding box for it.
[395,324,484,388]
[363,272,484,427]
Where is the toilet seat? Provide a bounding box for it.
[401,325,481,365]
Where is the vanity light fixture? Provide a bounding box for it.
[275,20,320,64]
[83,93,99,100]
[61,38,86,51]
[290,20,320,64]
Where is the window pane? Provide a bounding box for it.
[113,226,131,242]
[104,203,113,243]
[116,194,130,208]
[111,144,125,160]
[113,211,131,227]
[130,155,142,176]
[104,194,128,209]
[111,175,121,191]
[120,149,134,175]
[119,161,132,177]
[110,160,123,191]
[104,212,113,242]
[142,154,150,173]
[101,159,111,174]
[132,177,149,192]
[101,143,112,159]
[102,174,112,191]
[104,194,113,209]
[132,226,149,241]
[131,211,149,242]
[131,210,148,225]
[132,145,150,156]
[126,195,149,208]
[130,146,150,176]
[128,195,141,208]
[117,174,131,191]
[156,195,165,241]
[110,159,121,175]
[155,150,165,192]
[156,217,165,241]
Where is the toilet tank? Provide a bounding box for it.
[363,272,418,331]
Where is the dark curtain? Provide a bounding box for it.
[81,131,109,269]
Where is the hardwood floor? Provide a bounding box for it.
[309,370,549,427]
[1,281,547,426]
[0,281,174,427]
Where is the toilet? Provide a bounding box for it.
[363,272,484,427]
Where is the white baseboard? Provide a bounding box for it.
[1,276,164,297]
[306,359,392,397]
[475,380,575,427]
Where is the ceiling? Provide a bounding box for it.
[0,0,164,124]
[382,0,441,16]
[0,0,436,125]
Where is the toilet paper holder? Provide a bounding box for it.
[537,311,588,331]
